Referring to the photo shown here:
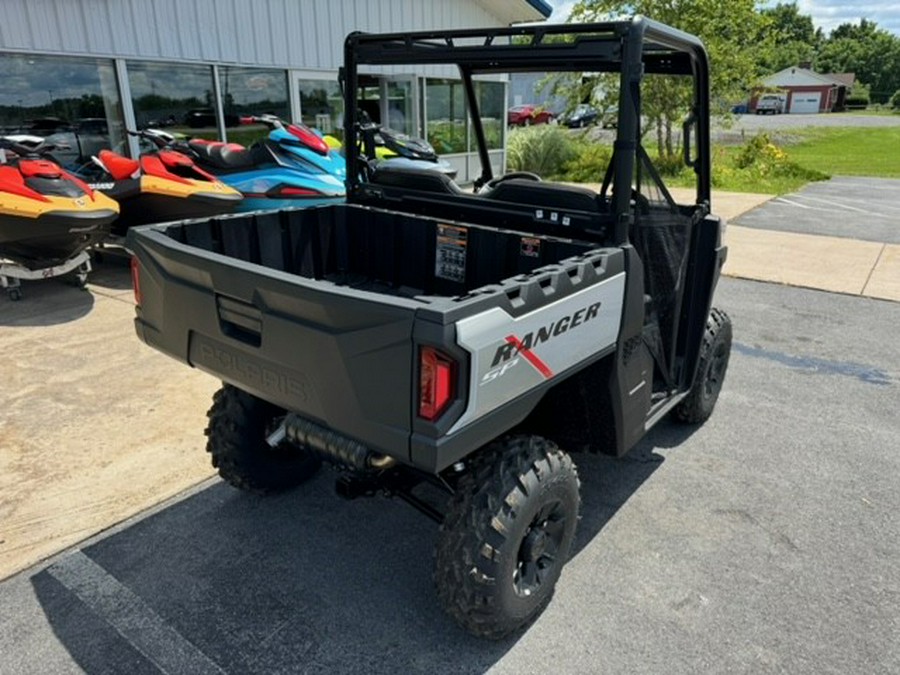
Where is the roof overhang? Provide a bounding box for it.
[474,0,552,24]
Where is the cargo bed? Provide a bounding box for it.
[128,203,624,468]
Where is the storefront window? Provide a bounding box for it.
[221,66,289,146]
[298,78,344,140]
[0,53,124,169]
[475,80,505,150]
[127,61,217,140]
[385,79,414,137]
[425,79,467,154]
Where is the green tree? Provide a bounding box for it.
[816,21,900,103]
[758,2,820,73]
[763,2,816,44]
[569,0,769,158]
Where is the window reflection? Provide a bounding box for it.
[127,61,217,140]
[0,53,124,169]
[426,79,467,154]
[298,79,344,140]
[221,66,289,146]
[476,81,505,151]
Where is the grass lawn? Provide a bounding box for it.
[785,127,900,178]
[840,109,900,117]
[666,126,900,194]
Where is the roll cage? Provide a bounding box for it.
[342,15,712,246]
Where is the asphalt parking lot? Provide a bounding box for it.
[1,277,897,675]
[734,176,900,245]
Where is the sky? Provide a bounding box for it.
[543,1,900,36]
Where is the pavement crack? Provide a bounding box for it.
[861,244,887,297]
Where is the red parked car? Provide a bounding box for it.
[507,104,555,126]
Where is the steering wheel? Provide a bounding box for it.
[483,171,541,191]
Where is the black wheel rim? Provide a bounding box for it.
[513,499,567,597]
[703,340,728,400]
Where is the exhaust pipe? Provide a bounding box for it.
[267,414,396,471]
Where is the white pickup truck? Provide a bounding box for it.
[756,93,787,114]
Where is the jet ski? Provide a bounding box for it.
[352,112,457,179]
[169,116,346,212]
[83,129,243,236]
[0,136,119,299]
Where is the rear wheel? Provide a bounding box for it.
[205,384,320,493]
[434,435,580,639]
[674,308,732,424]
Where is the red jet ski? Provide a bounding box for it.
[0,136,119,299]
[85,130,242,236]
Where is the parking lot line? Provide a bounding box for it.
[48,551,225,674]
[774,197,814,209]
[787,194,878,215]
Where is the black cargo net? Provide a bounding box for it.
[633,146,693,393]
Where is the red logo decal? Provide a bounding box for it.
[504,335,554,379]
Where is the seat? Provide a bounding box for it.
[97,150,139,180]
[482,179,605,214]
[369,165,464,196]
[187,140,255,170]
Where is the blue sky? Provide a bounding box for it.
[543,1,900,36]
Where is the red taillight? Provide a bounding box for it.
[419,346,455,421]
[130,256,142,306]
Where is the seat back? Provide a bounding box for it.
[483,179,606,214]
[369,165,463,196]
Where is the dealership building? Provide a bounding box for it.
[0,0,551,181]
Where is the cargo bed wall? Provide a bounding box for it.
[162,204,596,298]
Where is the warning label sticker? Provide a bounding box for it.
[435,224,467,282]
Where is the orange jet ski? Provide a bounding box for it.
[86,129,242,236]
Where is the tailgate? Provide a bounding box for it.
[131,228,418,458]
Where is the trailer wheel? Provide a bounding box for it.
[674,308,732,424]
[62,270,89,288]
[434,435,580,639]
[205,384,321,493]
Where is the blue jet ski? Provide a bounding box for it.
[164,116,346,212]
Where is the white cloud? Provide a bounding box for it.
[545,0,900,35]
[771,0,900,35]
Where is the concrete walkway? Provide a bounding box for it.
[0,270,219,580]
[679,186,900,303]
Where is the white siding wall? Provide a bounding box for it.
[0,0,527,68]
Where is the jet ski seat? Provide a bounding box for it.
[187,140,255,170]
[98,150,140,180]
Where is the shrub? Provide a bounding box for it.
[506,125,576,178]
[653,152,687,177]
[734,133,786,169]
[560,142,611,183]
[729,132,828,184]
[845,94,870,109]
[890,90,900,110]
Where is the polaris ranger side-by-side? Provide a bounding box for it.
[128,17,732,639]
